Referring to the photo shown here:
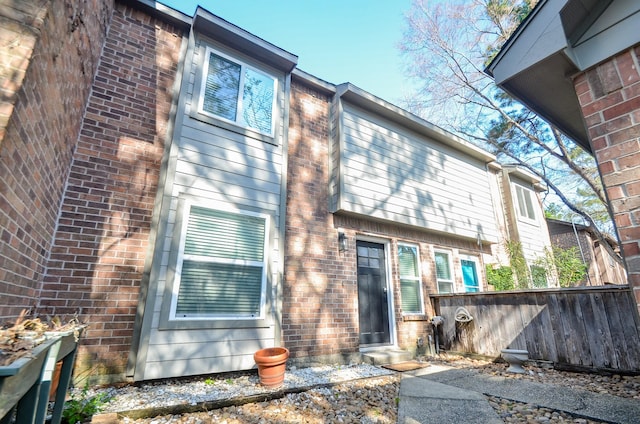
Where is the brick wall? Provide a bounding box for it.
[37,3,183,380]
[284,80,361,359]
[333,214,485,353]
[0,0,113,321]
[573,45,640,313]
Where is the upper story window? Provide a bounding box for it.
[514,184,536,221]
[398,243,424,314]
[435,250,454,294]
[199,47,277,136]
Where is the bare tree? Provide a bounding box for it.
[399,0,619,260]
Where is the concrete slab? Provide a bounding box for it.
[399,397,503,424]
[408,367,640,424]
[361,349,412,365]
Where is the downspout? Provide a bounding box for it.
[275,71,293,347]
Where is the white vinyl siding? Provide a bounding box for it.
[171,204,269,320]
[398,244,423,314]
[509,176,551,271]
[199,47,277,136]
[435,251,454,294]
[337,104,498,242]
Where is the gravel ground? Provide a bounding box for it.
[85,354,640,424]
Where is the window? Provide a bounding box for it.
[530,265,548,288]
[170,203,269,320]
[514,184,536,221]
[435,251,454,293]
[398,244,423,314]
[199,47,277,135]
[461,257,480,292]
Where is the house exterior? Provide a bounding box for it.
[1,0,555,383]
[485,0,640,316]
[498,165,555,287]
[547,218,627,286]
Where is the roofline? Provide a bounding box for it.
[484,0,549,76]
[291,68,337,95]
[123,0,192,29]
[502,164,547,191]
[193,7,298,73]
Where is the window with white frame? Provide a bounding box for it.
[199,46,277,136]
[398,243,423,314]
[530,265,548,288]
[514,184,536,221]
[434,250,454,293]
[170,203,269,320]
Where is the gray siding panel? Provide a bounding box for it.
[139,34,287,380]
[339,104,498,242]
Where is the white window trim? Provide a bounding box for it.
[460,255,482,293]
[434,249,455,294]
[169,200,270,321]
[398,242,424,315]
[513,183,537,223]
[198,46,278,137]
[529,264,549,288]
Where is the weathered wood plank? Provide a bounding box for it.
[612,291,640,369]
[429,287,640,371]
[602,291,632,370]
[534,292,557,362]
[568,293,592,366]
[583,292,614,368]
[518,294,544,360]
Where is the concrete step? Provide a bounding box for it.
[362,349,412,365]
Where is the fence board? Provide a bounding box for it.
[583,293,612,368]
[614,291,640,368]
[519,294,545,359]
[430,286,640,372]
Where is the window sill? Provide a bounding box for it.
[402,314,429,322]
[159,316,272,330]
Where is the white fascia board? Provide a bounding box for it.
[193,7,298,73]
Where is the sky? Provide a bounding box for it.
[160,0,415,105]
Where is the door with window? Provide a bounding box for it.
[356,241,390,345]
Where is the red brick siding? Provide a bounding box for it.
[574,46,640,312]
[0,0,113,321]
[284,80,360,358]
[334,215,486,352]
[37,3,183,378]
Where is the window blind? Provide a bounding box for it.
[175,206,267,318]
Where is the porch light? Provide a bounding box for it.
[338,229,347,252]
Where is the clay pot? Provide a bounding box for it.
[254,347,289,388]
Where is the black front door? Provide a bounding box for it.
[357,240,390,345]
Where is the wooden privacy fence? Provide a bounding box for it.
[431,285,640,372]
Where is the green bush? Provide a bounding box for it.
[62,385,112,424]
[486,265,515,291]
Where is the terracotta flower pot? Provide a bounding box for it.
[254,347,289,388]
